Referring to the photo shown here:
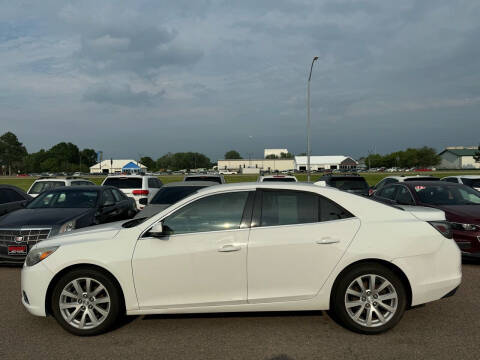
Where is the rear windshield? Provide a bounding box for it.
[29,181,65,194]
[461,178,480,188]
[151,186,206,205]
[404,177,439,182]
[184,176,222,184]
[329,178,368,190]
[262,177,297,182]
[103,178,142,189]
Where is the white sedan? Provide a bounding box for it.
[21,183,461,336]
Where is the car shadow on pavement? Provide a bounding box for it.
[141,310,324,321]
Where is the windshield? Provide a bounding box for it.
[150,186,205,205]
[29,181,65,194]
[27,190,99,209]
[262,177,297,182]
[461,178,480,188]
[103,177,142,189]
[184,176,222,184]
[329,178,368,190]
[414,185,480,205]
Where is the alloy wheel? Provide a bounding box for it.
[344,274,398,328]
[59,277,111,330]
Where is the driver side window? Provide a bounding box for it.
[102,190,116,205]
[162,191,250,235]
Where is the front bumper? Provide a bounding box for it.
[21,262,55,317]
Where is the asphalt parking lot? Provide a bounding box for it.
[1,263,479,360]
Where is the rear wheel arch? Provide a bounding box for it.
[45,264,126,316]
[329,259,412,308]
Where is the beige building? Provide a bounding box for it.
[439,147,480,169]
[217,159,295,172]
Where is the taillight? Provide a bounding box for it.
[428,221,452,239]
[132,190,149,195]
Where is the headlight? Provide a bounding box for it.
[59,220,76,233]
[25,246,59,267]
[451,223,479,231]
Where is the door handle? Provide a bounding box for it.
[218,244,241,252]
[316,237,340,245]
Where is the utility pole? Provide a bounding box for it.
[306,56,319,182]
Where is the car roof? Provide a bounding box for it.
[260,175,296,178]
[103,174,152,178]
[444,175,480,179]
[195,182,329,194]
[385,175,436,180]
[47,185,106,192]
[184,174,223,177]
[400,181,460,187]
[164,181,219,187]
[0,184,26,192]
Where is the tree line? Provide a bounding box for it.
[363,147,441,169]
[0,132,97,175]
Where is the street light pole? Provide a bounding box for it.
[307,56,319,182]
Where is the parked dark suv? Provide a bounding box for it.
[314,174,370,196]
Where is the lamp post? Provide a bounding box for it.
[306,56,319,182]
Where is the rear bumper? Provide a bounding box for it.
[393,238,462,306]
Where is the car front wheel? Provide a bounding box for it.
[51,268,123,336]
[331,263,407,334]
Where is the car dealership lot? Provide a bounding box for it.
[1,264,479,360]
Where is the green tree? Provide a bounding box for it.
[157,152,211,171]
[80,149,97,167]
[280,152,293,159]
[140,156,156,171]
[265,154,278,159]
[224,150,242,159]
[0,132,28,175]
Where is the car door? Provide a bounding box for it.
[0,189,27,216]
[247,189,360,303]
[111,188,130,219]
[97,189,121,223]
[132,190,253,309]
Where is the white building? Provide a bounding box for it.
[439,147,480,169]
[217,159,295,172]
[294,156,358,171]
[89,159,147,174]
[264,148,289,158]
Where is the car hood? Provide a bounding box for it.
[134,204,171,219]
[38,220,125,247]
[0,208,92,227]
[428,205,480,224]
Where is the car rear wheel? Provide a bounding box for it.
[51,268,122,336]
[331,263,407,334]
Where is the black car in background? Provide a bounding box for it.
[0,186,136,265]
[0,185,32,216]
[135,181,217,218]
[372,181,480,258]
[315,175,370,196]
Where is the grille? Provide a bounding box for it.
[0,228,51,244]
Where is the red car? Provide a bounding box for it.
[372,181,480,259]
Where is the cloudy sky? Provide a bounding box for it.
[1,0,480,161]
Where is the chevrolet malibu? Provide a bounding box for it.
[21,183,461,336]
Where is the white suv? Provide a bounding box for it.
[258,175,297,182]
[27,177,95,198]
[441,175,480,191]
[101,175,163,210]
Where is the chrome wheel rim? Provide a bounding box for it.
[59,277,111,330]
[344,274,398,328]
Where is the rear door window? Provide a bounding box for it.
[103,178,143,189]
[260,190,318,226]
[376,186,398,200]
[395,186,415,205]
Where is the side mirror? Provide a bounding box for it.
[139,198,148,206]
[149,222,164,237]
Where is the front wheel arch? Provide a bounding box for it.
[329,259,412,309]
[45,264,126,317]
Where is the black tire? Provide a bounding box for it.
[331,263,407,334]
[51,268,123,336]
